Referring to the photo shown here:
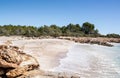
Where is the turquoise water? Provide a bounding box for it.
[109,44,120,66]
[54,43,120,78]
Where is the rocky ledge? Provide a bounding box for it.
[58,37,120,47]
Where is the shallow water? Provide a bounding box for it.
[53,43,120,78]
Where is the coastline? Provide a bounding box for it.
[58,37,120,47]
[53,43,120,78]
[0,36,75,71]
[0,36,120,77]
[0,36,119,69]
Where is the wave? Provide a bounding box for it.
[53,43,120,78]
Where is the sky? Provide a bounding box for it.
[0,0,120,34]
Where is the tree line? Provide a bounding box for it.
[0,22,119,38]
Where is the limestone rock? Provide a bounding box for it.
[0,45,22,68]
[0,59,18,68]
[6,64,39,78]
[0,45,39,78]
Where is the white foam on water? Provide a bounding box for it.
[52,43,120,78]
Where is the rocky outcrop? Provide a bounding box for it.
[0,45,39,78]
[59,37,120,47]
[0,45,22,68]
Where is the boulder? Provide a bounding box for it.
[6,53,39,78]
[0,45,39,78]
[0,45,21,69]
[0,45,22,66]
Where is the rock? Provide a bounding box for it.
[0,45,22,65]
[19,52,39,67]
[6,54,39,78]
[0,59,18,68]
[15,70,44,78]
[6,64,39,78]
[59,37,115,47]
[0,45,21,68]
[0,45,39,78]
[0,68,5,75]
[99,41,113,47]
[71,76,80,78]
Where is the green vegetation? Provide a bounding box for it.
[0,22,119,38]
[106,33,120,38]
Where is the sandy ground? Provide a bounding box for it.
[0,36,74,71]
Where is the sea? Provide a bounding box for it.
[53,43,120,78]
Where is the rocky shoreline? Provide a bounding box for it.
[58,37,120,47]
[0,38,80,78]
[1,36,120,77]
[0,45,80,78]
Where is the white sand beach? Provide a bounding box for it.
[0,36,74,71]
[0,36,120,78]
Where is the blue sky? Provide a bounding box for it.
[0,0,120,34]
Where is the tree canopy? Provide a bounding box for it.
[0,22,119,38]
[82,22,95,34]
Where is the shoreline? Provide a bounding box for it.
[0,36,74,71]
[51,42,76,72]
[53,43,120,78]
[58,37,120,47]
[0,36,120,77]
[1,36,120,46]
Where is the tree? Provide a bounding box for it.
[0,22,101,37]
[94,29,99,34]
[24,26,39,37]
[38,25,51,36]
[50,25,62,37]
[82,22,95,34]
[106,33,120,38]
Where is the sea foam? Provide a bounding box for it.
[53,43,120,78]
